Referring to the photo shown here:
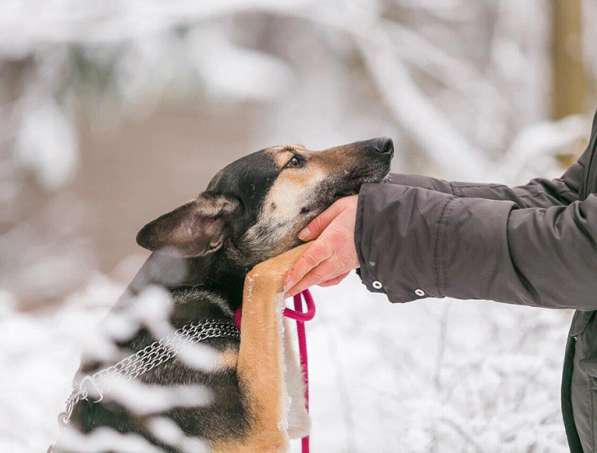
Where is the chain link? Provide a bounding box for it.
[59,319,239,425]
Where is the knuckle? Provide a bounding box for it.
[311,216,323,229]
[312,266,328,278]
[311,242,330,259]
[303,253,319,267]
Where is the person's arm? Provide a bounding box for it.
[386,153,586,208]
[285,113,597,303]
[355,182,597,309]
[386,112,596,207]
[284,151,590,301]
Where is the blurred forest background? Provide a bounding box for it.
[1,1,597,452]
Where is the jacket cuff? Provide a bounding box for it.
[355,183,449,302]
[355,183,515,303]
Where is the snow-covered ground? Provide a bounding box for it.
[0,270,571,452]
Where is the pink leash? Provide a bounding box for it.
[235,289,315,453]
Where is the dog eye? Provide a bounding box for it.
[285,155,305,169]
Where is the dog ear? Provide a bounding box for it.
[136,192,241,257]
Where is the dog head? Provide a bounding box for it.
[136,137,393,266]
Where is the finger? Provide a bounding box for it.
[298,196,352,241]
[286,259,339,297]
[284,241,332,291]
[318,272,349,287]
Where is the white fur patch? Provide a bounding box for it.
[242,167,326,259]
[283,318,310,439]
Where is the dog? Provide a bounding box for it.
[53,137,393,453]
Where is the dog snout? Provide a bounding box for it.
[370,137,394,156]
[350,137,394,157]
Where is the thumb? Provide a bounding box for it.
[298,197,350,241]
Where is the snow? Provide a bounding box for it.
[1,0,585,192]
[1,1,594,451]
[301,276,570,452]
[0,272,570,452]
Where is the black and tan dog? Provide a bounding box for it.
[55,138,393,453]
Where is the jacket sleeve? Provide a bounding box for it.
[386,152,586,208]
[355,179,597,310]
[356,112,597,309]
[387,112,597,208]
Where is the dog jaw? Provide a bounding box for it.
[239,166,326,263]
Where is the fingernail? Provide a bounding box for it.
[298,228,309,241]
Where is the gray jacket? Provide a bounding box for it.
[355,111,597,452]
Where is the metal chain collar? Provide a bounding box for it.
[59,319,239,425]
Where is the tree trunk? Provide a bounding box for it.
[551,0,588,119]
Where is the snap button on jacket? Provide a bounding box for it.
[355,110,597,452]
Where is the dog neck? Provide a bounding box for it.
[126,247,250,313]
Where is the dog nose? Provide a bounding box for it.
[371,137,394,155]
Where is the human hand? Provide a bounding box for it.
[284,195,359,297]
